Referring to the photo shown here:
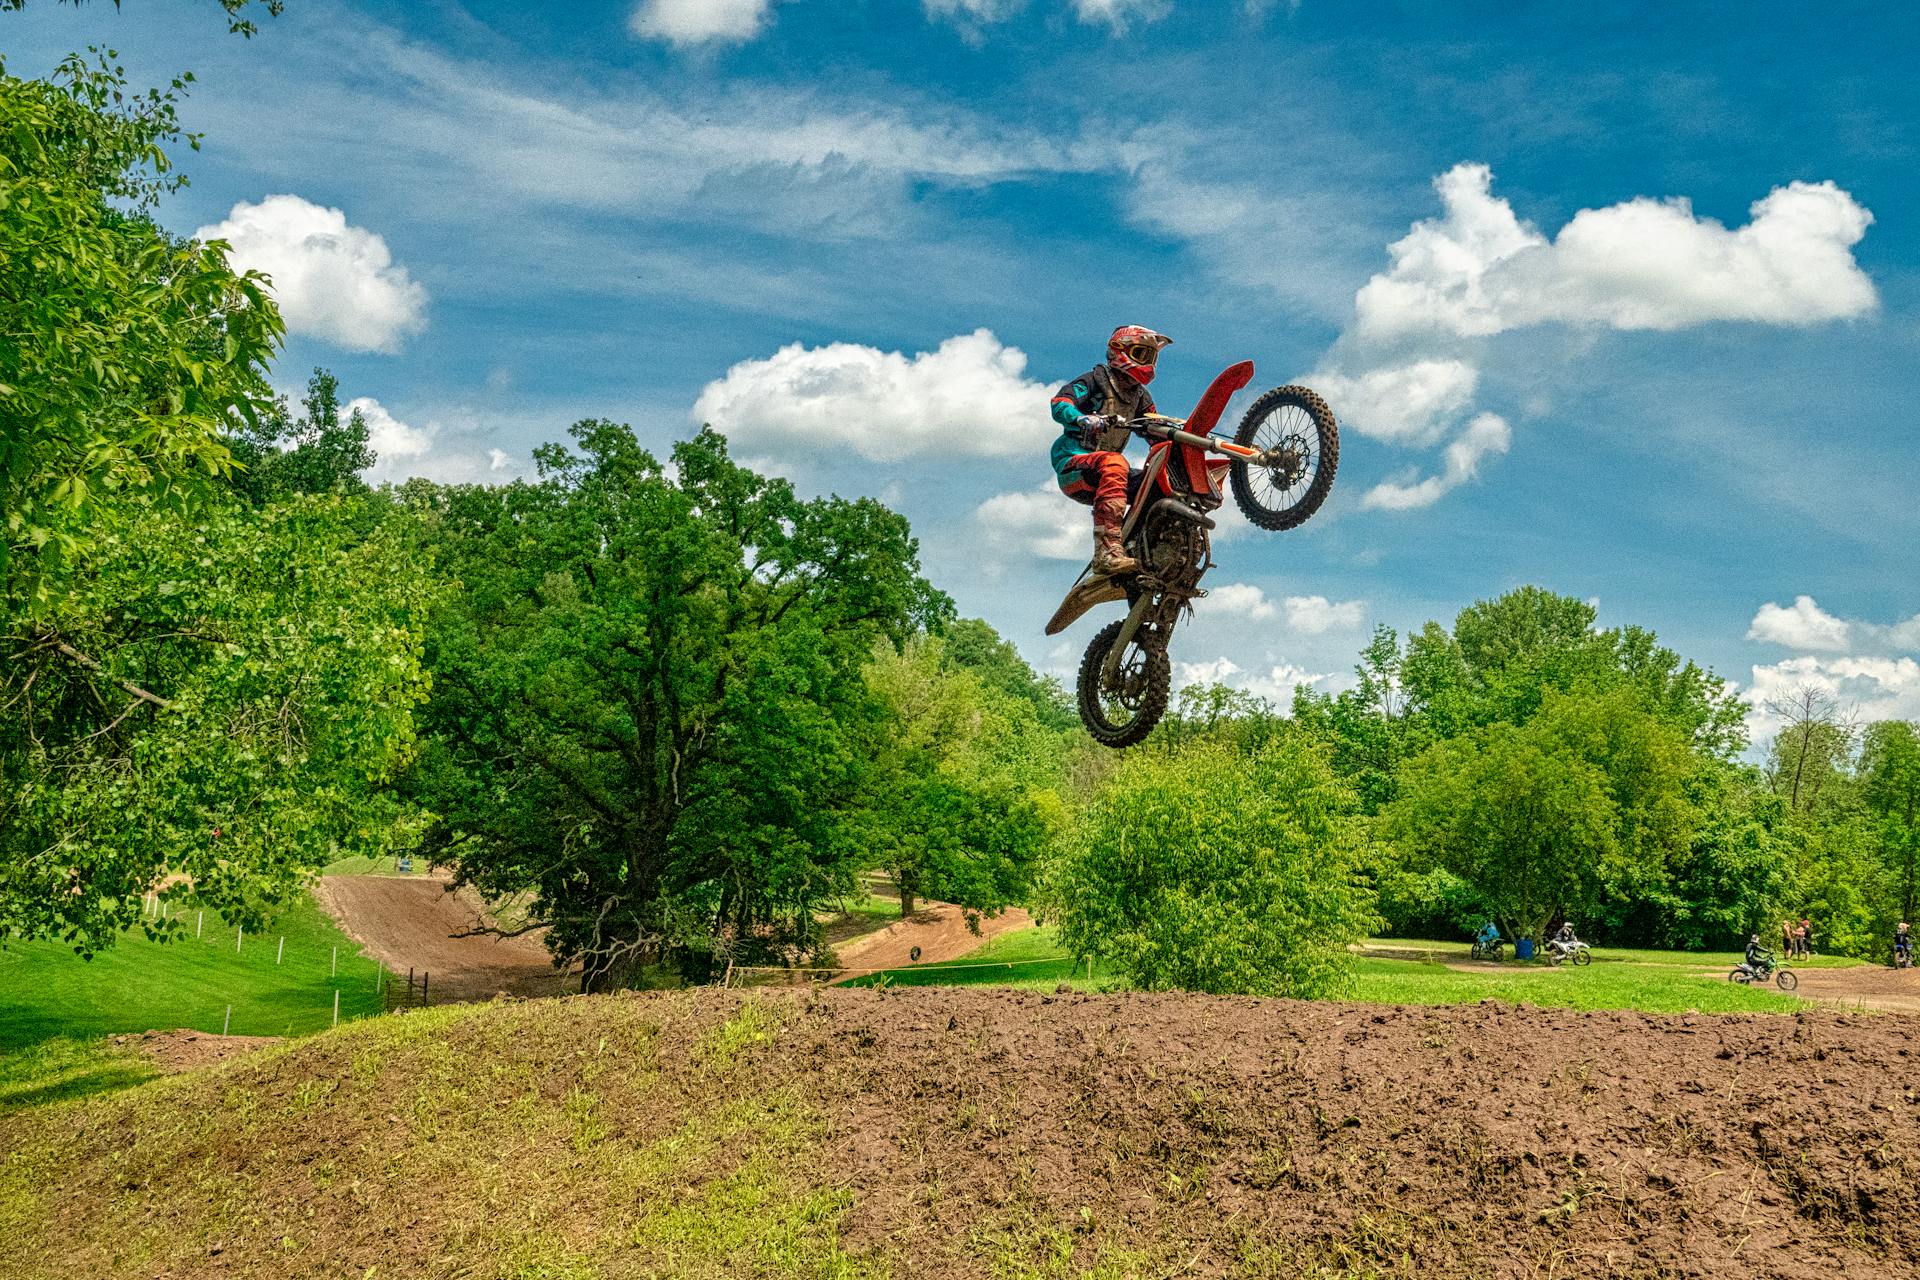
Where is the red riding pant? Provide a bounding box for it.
[1062,451,1131,528]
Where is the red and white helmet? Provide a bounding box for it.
[1107,324,1172,386]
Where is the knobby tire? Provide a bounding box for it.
[1229,385,1340,531]
[1077,618,1170,749]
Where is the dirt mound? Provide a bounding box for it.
[106,1028,280,1072]
[5,990,1919,1278]
[832,903,1033,973]
[311,874,574,1002]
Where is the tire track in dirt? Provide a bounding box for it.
[311,875,574,1003]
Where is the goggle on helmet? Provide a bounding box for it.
[1107,325,1172,386]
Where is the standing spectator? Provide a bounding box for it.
[1781,919,1794,956]
[1795,919,1810,958]
[1801,917,1814,957]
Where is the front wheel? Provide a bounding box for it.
[1077,618,1171,749]
[1775,969,1799,992]
[1229,385,1339,531]
[1573,949,1591,967]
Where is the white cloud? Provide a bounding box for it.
[1204,583,1366,633]
[1748,596,1853,651]
[1173,656,1338,705]
[1282,594,1368,634]
[973,482,1088,562]
[692,329,1050,462]
[1355,164,1877,341]
[1071,0,1170,30]
[925,0,1025,34]
[629,0,773,46]
[1205,583,1279,620]
[1306,359,1477,445]
[1361,412,1511,511]
[196,196,427,354]
[1743,655,1920,739]
[351,397,523,486]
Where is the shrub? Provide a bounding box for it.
[1046,737,1376,997]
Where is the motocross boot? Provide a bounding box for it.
[1090,517,1139,577]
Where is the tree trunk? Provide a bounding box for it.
[897,872,916,919]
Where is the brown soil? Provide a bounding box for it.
[10,990,1920,1278]
[1789,964,1920,1013]
[831,902,1033,974]
[106,1028,280,1072]
[310,874,574,1002]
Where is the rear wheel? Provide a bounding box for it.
[1077,618,1170,749]
[1229,385,1339,531]
[1775,969,1799,992]
[1729,969,1751,985]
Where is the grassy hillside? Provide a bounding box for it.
[0,892,384,1049]
[3,988,1915,1279]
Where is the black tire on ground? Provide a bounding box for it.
[1729,969,1751,984]
[1229,385,1340,531]
[1573,949,1591,966]
[1776,969,1799,991]
[1076,618,1171,749]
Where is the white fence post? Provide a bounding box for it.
[197,910,204,938]
[332,946,338,977]
[222,1005,232,1037]
[333,990,340,1028]
[236,925,243,953]
[276,936,284,966]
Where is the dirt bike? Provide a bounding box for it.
[1545,938,1592,967]
[1045,362,1339,747]
[1893,942,1912,969]
[1729,950,1798,991]
[1470,936,1505,961]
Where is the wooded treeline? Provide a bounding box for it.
[6,49,1915,1000]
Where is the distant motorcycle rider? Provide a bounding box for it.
[1744,933,1766,969]
[1896,921,1912,964]
[1051,325,1173,577]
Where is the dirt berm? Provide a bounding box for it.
[4,988,1918,1278]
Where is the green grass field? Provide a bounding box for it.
[0,891,386,1050]
[1372,936,1867,970]
[843,925,1122,990]
[854,927,1818,1013]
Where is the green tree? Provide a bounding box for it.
[1384,688,1695,945]
[858,635,1056,921]
[1,495,435,952]
[227,368,374,502]
[408,423,950,988]
[1,51,280,612]
[936,617,1075,733]
[1046,737,1375,997]
[1764,686,1857,816]
[1860,721,1920,922]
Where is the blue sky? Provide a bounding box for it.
[8,0,1917,740]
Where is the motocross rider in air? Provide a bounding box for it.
[1051,325,1174,577]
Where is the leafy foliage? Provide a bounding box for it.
[407,423,951,987]
[1046,737,1376,997]
[1,496,436,952]
[0,50,280,613]
[857,633,1059,921]
[226,368,373,503]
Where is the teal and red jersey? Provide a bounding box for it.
[1050,364,1155,482]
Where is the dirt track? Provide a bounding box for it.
[310,875,573,1002]
[832,902,1033,973]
